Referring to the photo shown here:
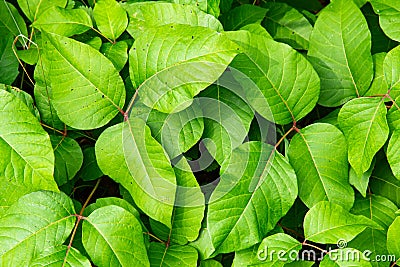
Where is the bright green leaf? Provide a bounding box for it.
[384,45,400,100]
[387,217,400,259]
[84,197,140,220]
[148,243,198,267]
[17,0,67,21]
[0,84,40,118]
[364,53,389,97]
[370,0,400,42]
[100,41,128,72]
[167,0,220,17]
[93,0,127,41]
[349,159,375,198]
[387,130,400,180]
[0,1,28,46]
[31,246,91,267]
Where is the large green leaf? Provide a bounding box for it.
[348,194,397,267]
[338,97,389,177]
[319,248,372,267]
[32,6,92,37]
[207,141,297,254]
[288,123,354,210]
[0,191,76,265]
[307,0,373,106]
[387,130,400,180]
[0,1,28,46]
[148,243,198,267]
[93,0,127,41]
[0,90,57,215]
[370,0,400,42]
[304,201,381,244]
[82,205,150,267]
[166,0,220,17]
[95,118,176,227]
[226,30,320,124]
[17,0,67,21]
[387,217,400,259]
[31,246,91,267]
[0,34,19,85]
[129,24,238,113]
[262,2,313,50]
[124,2,223,38]
[220,4,267,31]
[383,45,400,99]
[42,31,126,130]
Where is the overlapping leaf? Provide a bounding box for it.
[387,217,400,259]
[167,0,220,17]
[370,0,400,42]
[31,246,91,267]
[383,44,400,99]
[17,0,67,21]
[93,0,127,41]
[148,243,198,267]
[221,4,267,30]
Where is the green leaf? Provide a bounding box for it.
[387,97,400,132]
[288,123,354,210]
[166,0,220,17]
[226,30,320,124]
[32,6,92,37]
[50,135,83,186]
[200,259,223,267]
[129,24,238,113]
[319,248,372,267]
[95,118,176,227]
[348,194,397,267]
[387,217,400,259]
[148,243,198,267]
[124,2,223,38]
[100,41,128,72]
[93,0,128,41]
[307,0,373,106]
[262,2,313,50]
[0,191,76,265]
[31,246,91,267]
[384,45,400,99]
[207,141,297,254]
[349,159,375,198]
[0,1,28,46]
[364,53,389,97]
[240,23,272,38]
[220,4,267,31]
[0,90,58,215]
[77,147,103,181]
[42,31,126,130]
[84,197,140,220]
[370,0,400,42]
[0,34,18,85]
[82,205,150,267]
[304,201,382,244]
[387,130,400,180]
[338,97,389,177]
[17,0,67,21]
[0,84,40,118]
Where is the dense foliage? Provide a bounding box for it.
[1,0,400,266]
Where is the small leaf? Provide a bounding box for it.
[338,97,389,177]
[93,0,127,41]
[0,191,76,265]
[82,205,150,267]
[304,201,382,244]
[387,130,400,180]
[100,41,128,72]
[17,0,67,21]
[288,123,354,210]
[349,159,375,198]
[364,53,389,97]
[307,0,373,106]
[319,248,372,267]
[30,246,91,267]
[370,0,400,42]
[42,31,126,130]
[220,4,267,30]
[387,217,400,259]
[148,243,198,267]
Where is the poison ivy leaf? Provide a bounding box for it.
[50,135,83,186]
[17,0,67,21]
[42,31,126,130]
[0,84,40,118]
[387,130,400,180]
[262,2,313,50]
[0,34,18,85]
[100,41,128,72]
[338,97,389,177]
[0,90,58,215]
[240,23,272,38]
[387,217,400,259]
[189,220,215,259]
[387,97,400,132]
[207,142,297,254]
[0,191,76,265]
[95,118,176,227]
[288,123,354,210]
[30,246,91,267]
[200,83,253,164]
[0,1,28,48]
[84,197,140,220]
[167,0,220,17]
[129,24,238,113]
[200,259,223,267]
[77,147,103,181]
[148,243,198,267]
[349,159,375,198]
[82,205,150,267]
[348,194,397,267]
[383,45,400,99]
[220,4,267,30]
[319,248,372,267]
[370,0,400,42]
[304,201,382,244]
[227,30,320,124]
[124,2,223,38]
[93,0,127,41]
[307,0,373,106]
[32,6,92,37]
[364,53,389,97]
[84,36,102,50]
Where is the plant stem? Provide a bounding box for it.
[40,122,65,135]
[144,232,165,244]
[302,241,327,253]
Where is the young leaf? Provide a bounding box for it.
[129,24,239,113]
[0,90,58,215]
[220,4,267,30]
[124,2,223,38]
[30,246,91,267]
[387,130,400,179]
[307,0,373,106]
[148,243,198,267]
[304,201,382,244]
[370,0,400,42]
[95,118,176,227]
[82,205,150,267]
[93,0,128,41]
[338,97,389,177]
[32,6,92,37]
[17,0,67,21]
[226,30,320,124]
[319,248,372,267]
[42,31,126,130]
[387,217,400,259]
[0,191,76,265]
[207,142,297,254]
[288,123,354,210]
